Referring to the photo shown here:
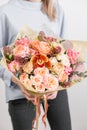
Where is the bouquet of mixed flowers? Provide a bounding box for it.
[0,26,87,130]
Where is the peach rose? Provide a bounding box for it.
[58,72,68,82]
[34,67,49,76]
[19,73,32,86]
[30,74,43,86]
[44,74,58,90]
[35,84,45,92]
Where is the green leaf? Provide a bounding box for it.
[9,54,14,60]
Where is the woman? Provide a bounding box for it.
[0,0,72,130]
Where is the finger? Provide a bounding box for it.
[24,94,35,103]
[22,89,34,98]
[25,94,35,101]
[22,89,35,102]
[48,95,56,100]
[48,92,57,100]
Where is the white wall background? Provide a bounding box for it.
[0,0,87,130]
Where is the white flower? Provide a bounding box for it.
[50,57,57,65]
[56,54,70,67]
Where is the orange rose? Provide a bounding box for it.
[31,40,51,55]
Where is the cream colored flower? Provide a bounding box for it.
[23,61,33,74]
[52,63,64,75]
[50,57,58,66]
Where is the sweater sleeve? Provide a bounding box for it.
[55,3,65,38]
[0,7,12,87]
[58,4,65,38]
[59,10,65,38]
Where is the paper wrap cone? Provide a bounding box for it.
[0,26,87,130]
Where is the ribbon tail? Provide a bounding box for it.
[32,96,41,130]
[42,95,48,129]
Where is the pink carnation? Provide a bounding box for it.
[64,66,73,75]
[15,37,31,46]
[13,44,30,58]
[67,49,79,64]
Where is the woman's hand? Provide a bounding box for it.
[11,75,35,103]
[47,91,58,100]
